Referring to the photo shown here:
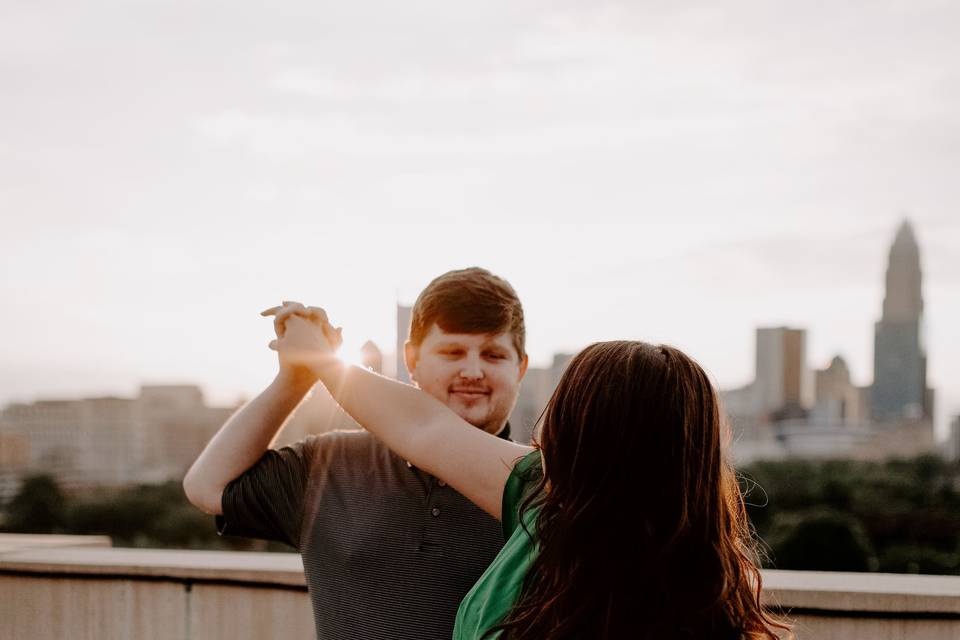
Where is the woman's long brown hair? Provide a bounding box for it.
[486,341,790,639]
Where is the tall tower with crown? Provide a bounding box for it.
[871,220,932,421]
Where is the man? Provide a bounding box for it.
[183,267,529,640]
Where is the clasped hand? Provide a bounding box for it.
[261,301,343,375]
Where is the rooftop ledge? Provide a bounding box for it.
[3,535,960,640]
[0,546,307,588]
[1,535,959,615]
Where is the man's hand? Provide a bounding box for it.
[261,301,343,378]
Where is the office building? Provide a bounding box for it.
[871,221,932,421]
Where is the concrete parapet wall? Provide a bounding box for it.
[3,542,960,639]
[0,545,312,639]
[764,569,960,639]
[0,533,112,554]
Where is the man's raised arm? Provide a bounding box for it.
[182,369,316,515]
[182,302,321,515]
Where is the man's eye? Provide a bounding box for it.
[485,353,506,360]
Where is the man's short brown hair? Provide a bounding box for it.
[408,267,526,359]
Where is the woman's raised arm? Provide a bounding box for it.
[271,310,533,520]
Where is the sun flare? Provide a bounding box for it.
[336,337,370,369]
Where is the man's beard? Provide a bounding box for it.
[455,398,511,435]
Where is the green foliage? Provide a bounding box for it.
[879,545,960,574]
[6,455,960,570]
[741,455,960,576]
[766,509,875,572]
[1,477,272,551]
[1,475,68,533]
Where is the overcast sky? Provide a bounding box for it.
[2,1,958,436]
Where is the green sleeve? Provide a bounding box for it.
[501,450,542,538]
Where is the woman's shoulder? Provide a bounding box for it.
[514,448,541,472]
[502,449,543,536]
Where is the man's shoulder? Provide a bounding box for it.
[307,428,387,452]
[301,429,400,472]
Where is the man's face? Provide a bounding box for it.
[405,324,528,434]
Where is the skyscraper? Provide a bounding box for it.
[754,326,814,418]
[871,220,931,421]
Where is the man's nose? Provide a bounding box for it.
[459,354,484,379]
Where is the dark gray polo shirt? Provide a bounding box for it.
[217,426,509,640]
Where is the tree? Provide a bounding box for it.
[2,474,67,533]
[879,545,960,574]
[767,509,875,572]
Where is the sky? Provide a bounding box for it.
[2,1,959,437]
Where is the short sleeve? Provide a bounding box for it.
[216,436,324,550]
[501,450,542,538]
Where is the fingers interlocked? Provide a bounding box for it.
[261,301,341,348]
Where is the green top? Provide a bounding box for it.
[453,450,543,640]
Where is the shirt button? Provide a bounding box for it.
[431,507,441,517]
[438,480,447,487]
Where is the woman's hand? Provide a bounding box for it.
[261,301,343,379]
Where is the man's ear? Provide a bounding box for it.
[517,354,529,381]
[403,340,419,383]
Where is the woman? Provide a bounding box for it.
[267,304,790,639]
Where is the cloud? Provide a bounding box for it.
[192,105,745,159]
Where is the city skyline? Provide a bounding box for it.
[1,219,958,440]
[717,222,940,461]
[2,1,959,437]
